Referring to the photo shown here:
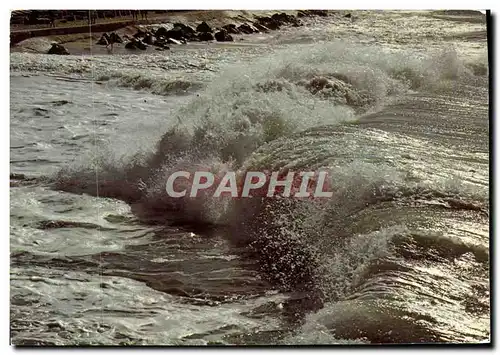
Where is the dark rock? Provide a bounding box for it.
[125,41,137,49]
[136,40,147,50]
[271,13,286,22]
[133,28,147,38]
[271,12,293,23]
[161,23,196,40]
[256,16,280,30]
[198,32,214,41]
[310,10,329,17]
[97,37,109,46]
[154,36,171,48]
[96,33,110,45]
[196,21,212,33]
[143,34,156,45]
[238,23,256,34]
[109,32,123,43]
[156,43,170,50]
[271,12,302,27]
[165,29,184,40]
[214,29,234,42]
[222,24,240,34]
[297,10,329,17]
[47,43,69,55]
[162,24,195,41]
[125,39,147,50]
[154,38,166,47]
[344,13,352,18]
[155,26,169,38]
[173,23,196,38]
[252,22,269,33]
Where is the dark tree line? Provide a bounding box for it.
[11,10,169,26]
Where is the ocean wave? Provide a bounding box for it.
[52,41,488,325]
[10,52,212,97]
[96,72,204,96]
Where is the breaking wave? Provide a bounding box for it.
[51,41,488,340]
[53,39,487,226]
[95,73,204,96]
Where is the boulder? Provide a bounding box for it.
[161,24,194,41]
[143,34,156,45]
[125,39,147,50]
[47,43,69,55]
[109,32,123,43]
[196,21,212,33]
[238,23,256,34]
[133,28,148,38]
[271,12,302,26]
[214,29,234,42]
[96,33,110,45]
[173,23,196,38]
[198,32,214,41]
[135,40,147,50]
[97,37,109,46]
[256,16,281,30]
[222,24,240,34]
[344,13,352,18]
[154,39,170,48]
[125,41,136,49]
[154,36,165,45]
[155,26,169,38]
[165,29,183,40]
[309,10,329,17]
[297,10,328,17]
[271,12,291,23]
[252,22,269,33]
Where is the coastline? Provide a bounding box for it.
[11,10,337,55]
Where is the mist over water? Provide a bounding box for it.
[11,11,489,344]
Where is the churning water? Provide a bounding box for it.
[10,10,489,345]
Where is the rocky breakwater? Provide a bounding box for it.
[47,43,69,55]
[41,10,333,55]
[91,10,332,51]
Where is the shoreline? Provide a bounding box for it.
[10,10,338,55]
